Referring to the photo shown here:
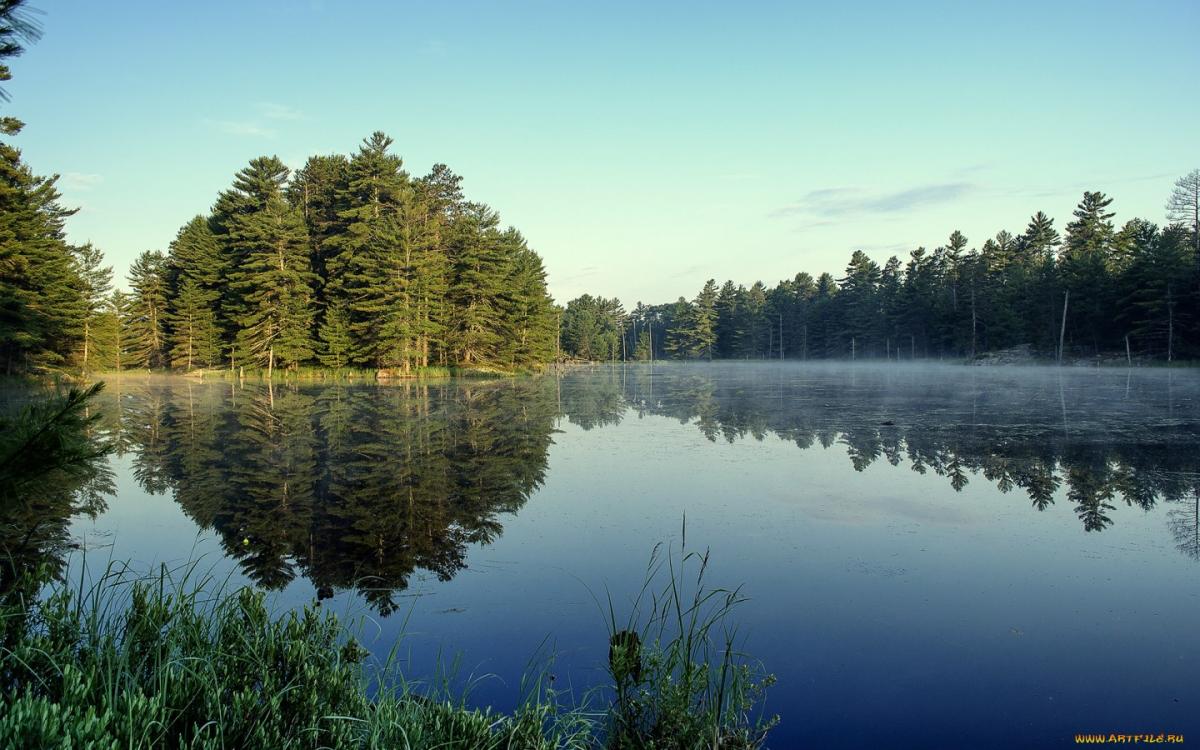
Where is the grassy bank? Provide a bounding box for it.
[0,548,776,749]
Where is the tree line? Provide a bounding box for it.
[4,134,561,376]
[562,178,1200,363]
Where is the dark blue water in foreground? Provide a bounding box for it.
[50,364,1200,747]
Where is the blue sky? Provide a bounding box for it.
[9,0,1200,306]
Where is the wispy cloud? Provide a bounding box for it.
[61,172,103,191]
[771,182,975,219]
[668,263,707,279]
[257,102,304,121]
[556,266,599,284]
[206,119,276,138]
[853,242,912,254]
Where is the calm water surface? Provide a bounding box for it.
[17,364,1200,748]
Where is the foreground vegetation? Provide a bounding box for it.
[0,548,774,749]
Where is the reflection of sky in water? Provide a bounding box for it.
[65,365,1200,748]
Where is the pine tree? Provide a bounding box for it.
[664,297,694,358]
[328,132,419,370]
[94,289,127,371]
[1119,222,1192,360]
[288,154,349,289]
[71,242,112,374]
[229,192,317,374]
[212,156,291,367]
[0,138,84,372]
[691,279,719,359]
[446,204,511,366]
[1060,191,1117,353]
[714,280,740,358]
[317,299,352,370]
[125,250,168,369]
[164,216,224,369]
[166,278,220,370]
[496,229,558,368]
[669,279,718,359]
[837,251,882,356]
[1019,211,1062,352]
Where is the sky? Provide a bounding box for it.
[8,0,1200,307]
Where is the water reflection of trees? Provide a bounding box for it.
[617,367,1200,551]
[97,378,557,614]
[0,389,114,600]
[14,366,1198,610]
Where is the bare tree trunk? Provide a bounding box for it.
[779,313,784,359]
[1058,290,1069,365]
[1167,287,1174,363]
[1125,334,1132,367]
[851,337,856,361]
[970,287,977,359]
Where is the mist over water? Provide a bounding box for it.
[14,363,1198,748]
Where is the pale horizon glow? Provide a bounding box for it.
[10,0,1200,307]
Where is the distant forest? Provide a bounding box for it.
[0,4,558,377]
[562,178,1200,363]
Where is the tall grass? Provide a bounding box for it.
[0,540,777,749]
[601,521,778,749]
[0,560,596,749]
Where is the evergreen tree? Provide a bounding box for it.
[664,297,694,358]
[1119,222,1192,360]
[317,299,352,370]
[328,132,420,370]
[1019,211,1062,350]
[71,242,112,374]
[1060,191,1117,353]
[0,137,84,372]
[714,280,741,358]
[165,216,223,369]
[446,204,511,366]
[95,289,128,371]
[496,229,558,368]
[125,250,168,369]
[211,156,289,366]
[561,294,623,360]
[166,278,221,370]
[288,153,349,288]
[229,191,317,374]
[668,279,718,359]
[837,250,882,356]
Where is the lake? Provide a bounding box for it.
[15,363,1200,748]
